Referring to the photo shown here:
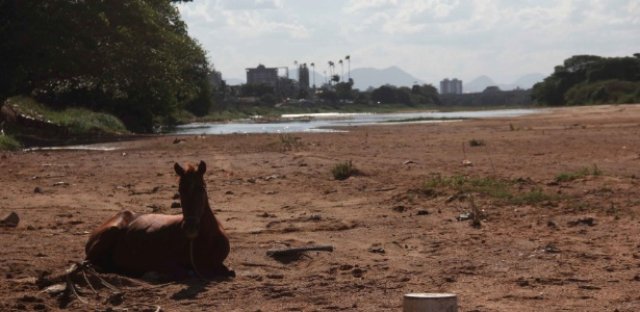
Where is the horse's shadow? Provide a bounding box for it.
[170,275,233,300]
[170,281,208,300]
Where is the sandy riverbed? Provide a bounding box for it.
[1,104,639,311]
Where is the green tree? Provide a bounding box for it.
[533,54,640,106]
[0,0,213,132]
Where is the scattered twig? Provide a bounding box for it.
[267,245,334,258]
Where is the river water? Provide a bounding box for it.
[172,108,541,135]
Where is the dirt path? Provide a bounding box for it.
[1,104,639,311]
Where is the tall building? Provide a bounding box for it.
[440,78,463,94]
[246,64,278,88]
[298,64,310,90]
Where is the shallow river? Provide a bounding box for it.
[172,108,540,135]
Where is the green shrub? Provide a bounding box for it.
[279,134,302,151]
[424,174,557,206]
[331,160,357,180]
[565,80,640,105]
[6,96,127,135]
[0,134,21,151]
[555,165,602,182]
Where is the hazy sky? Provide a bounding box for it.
[177,0,639,85]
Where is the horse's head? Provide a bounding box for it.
[174,161,208,240]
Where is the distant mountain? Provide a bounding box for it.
[350,66,422,90]
[225,78,244,86]
[464,75,496,93]
[512,73,546,89]
[463,74,546,93]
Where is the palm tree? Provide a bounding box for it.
[328,61,335,85]
[310,62,316,88]
[345,55,351,81]
[339,59,344,82]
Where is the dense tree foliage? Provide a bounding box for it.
[532,54,640,106]
[370,84,439,105]
[0,0,213,132]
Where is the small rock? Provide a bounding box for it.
[52,181,69,187]
[258,212,276,218]
[173,138,185,144]
[392,205,406,212]
[247,178,256,184]
[172,192,180,200]
[416,210,429,216]
[266,273,284,279]
[146,204,162,212]
[0,212,20,227]
[403,160,416,165]
[34,187,43,194]
[225,190,234,195]
[170,202,181,209]
[633,274,640,282]
[547,220,557,228]
[339,264,353,271]
[543,243,560,253]
[307,214,322,221]
[368,245,385,254]
[351,268,366,278]
[457,212,472,221]
[567,217,596,227]
[462,159,473,166]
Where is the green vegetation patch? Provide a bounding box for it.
[424,174,557,205]
[278,134,302,151]
[332,160,358,180]
[7,97,127,135]
[555,165,602,182]
[0,134,22,151]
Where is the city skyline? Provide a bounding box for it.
[177,0,639,85]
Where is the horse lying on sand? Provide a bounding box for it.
[85,161,234,280]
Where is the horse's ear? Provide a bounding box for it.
[197,160,206,175]
[174,162,185,177]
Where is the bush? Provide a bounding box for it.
[0,134,21,151]
[565,80,640,105]
[555,165,602,182]
[331,160,357,180]
[5,96,127,135]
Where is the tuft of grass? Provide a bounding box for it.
[469,139,485,147]
[331,160,357,180]
[0,133,22,151]
[279,133,302,151]
[555,165,602,182]
[510,188,556,205]
[424,174,557,206]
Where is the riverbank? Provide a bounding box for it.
[1,104,639,311]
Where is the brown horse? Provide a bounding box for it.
[85,161,233,280]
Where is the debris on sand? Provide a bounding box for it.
[267,245,334,263]
[0,211,19,227]
[567,217,596,227]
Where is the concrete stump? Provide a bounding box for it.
[403,293,457,312]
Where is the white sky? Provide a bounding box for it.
[176,0,640,84]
